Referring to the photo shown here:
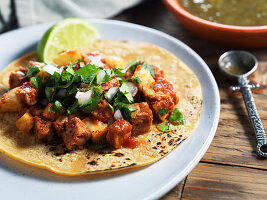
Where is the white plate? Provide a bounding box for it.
[0,19,220,200]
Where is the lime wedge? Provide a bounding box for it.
[37,18,100,63]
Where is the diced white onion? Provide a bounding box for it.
[114,109,123,120]
[87,55,104,67]
[105,69,111,76]
[97,69,110,84]
[126,82,138,97]
[97,70,105,84]
[75,88,93,105]
[105,86,119,101]
[43,64,61,75]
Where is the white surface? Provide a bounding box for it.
[0,19,220,200]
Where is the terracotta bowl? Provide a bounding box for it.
[163,0,267,48]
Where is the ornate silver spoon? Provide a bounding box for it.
[218,50,267,157]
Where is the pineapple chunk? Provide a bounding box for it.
[133,65,155,92]
[16,112,34,134]
[35,69,47,79]
[105,56,125,69]
[53,49,83,66]
[0,87,22,112]
[83,118,108,143]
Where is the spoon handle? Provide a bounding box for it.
[238,76,267,157]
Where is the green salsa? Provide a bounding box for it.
[227,64,249,75]
[179,0,267,26]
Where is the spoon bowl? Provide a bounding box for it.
[218,50,258,79]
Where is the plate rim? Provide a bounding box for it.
[0,19,220,200]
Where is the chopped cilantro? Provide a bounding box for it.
[120,77,132,82]
[102,71,112,84]
[169,108,186,125]
[45,87,56,102]
[132,77,141,84]
[83,74,96,85]
[67,85,78,96]
[142,62,155,77]
[97,70,112,85]
[158,107,168,116]
[30,76,42,89]
[108,103,114,112]
[45,72,61,87]
[61,75,75,88]
[67,101,79,114]
[75,57,85,64]
[93,85,103,95]
[121,107,137,121]
[61,66,74,82]
[48,100,62,113]
[114,92,131,110]
[157,122,169,133]
[65,65,75,75]
[111,68,126,78]
[119,82,134,103]
[26,65,40,77]
[126,60,141,73]
[75,64,97,79]
[82,94,103,113]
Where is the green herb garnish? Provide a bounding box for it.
[82,95,103,113]
[108,103,114,112]
[119,82,133,103]
[157,122,169,133]
[169,108,186,125]
[121,107,137,121]
[75,64,97,79]
[158,107,168,116]
[111,68,126,78]
[67,101,79,114]
[126,60,141,73]
[30,76,42,89]
[26,65,40,77]
[132,77,141,84]
[141,62,155,77]
[114,92,131,110]
[48,100,62,113]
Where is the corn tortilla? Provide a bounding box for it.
[0,40,202,175]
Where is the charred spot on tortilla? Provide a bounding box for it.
[0,40,202,175]
[88,161,97,165]
[169,139,174,146]
[114,153,124,157]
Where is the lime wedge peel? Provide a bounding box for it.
[37,18,100,63]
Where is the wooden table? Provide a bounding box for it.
[113,1,267,199]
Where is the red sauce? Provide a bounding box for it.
[154,78,179,104]
[123,137,141,149]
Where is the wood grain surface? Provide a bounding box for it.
[113,0,267,199]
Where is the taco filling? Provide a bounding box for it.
[0,40,202,175]
[1,48,183,150]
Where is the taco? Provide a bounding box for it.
[0,40,202,175]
